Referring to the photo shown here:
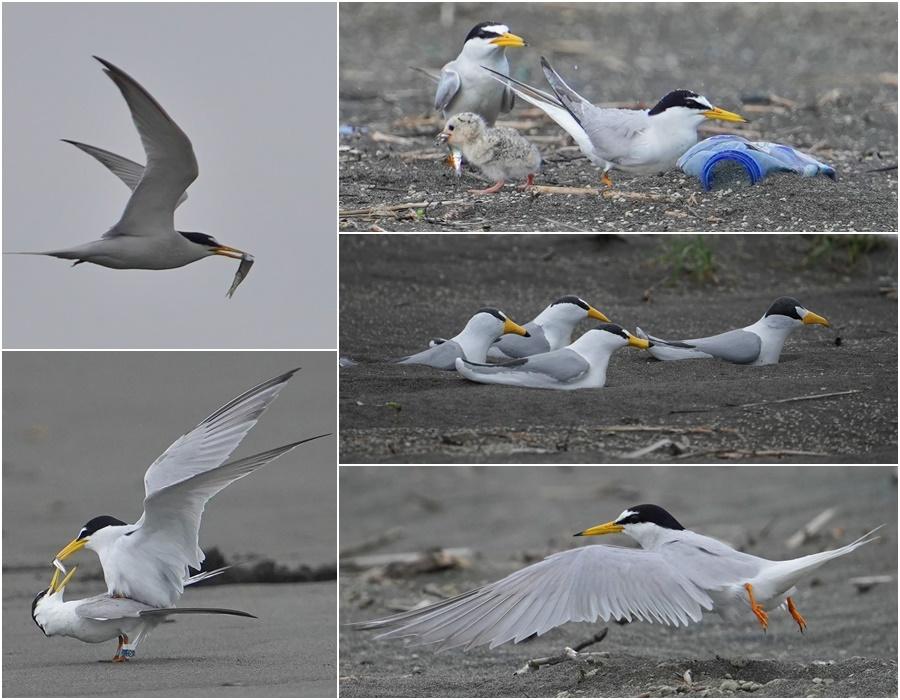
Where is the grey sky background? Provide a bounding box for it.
[3,351,336,568]
[2,3,336,349]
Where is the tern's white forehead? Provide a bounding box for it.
[481,24,509,36]
[616,509,637,522]
[693,95,713,110]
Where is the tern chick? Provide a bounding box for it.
[439,113,541,194]
[484,57,747,186]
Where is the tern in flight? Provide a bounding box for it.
[11,57,254,296]
[355,504,881,650]
[52,369,329,608]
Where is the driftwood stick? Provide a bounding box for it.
[513,630,609,675]
[675,448,829,461]
[785,508,836,549]
[670,389,863,414]
[340,199,470,217]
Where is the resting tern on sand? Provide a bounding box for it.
[10,57,253,295]
[52,369,329,608]
[355,504,882,651]
[484,57,747,186]
[397,308,530,370]
[636,296,831,365]
[33,564,254,661]
[487,295,610,360]
[456,323,649,390]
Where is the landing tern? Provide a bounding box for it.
[438,112,541,194]
[52,369,329,608]
[355,504,882,651]
[487,295,610,360]
[33,564,254,661]
[12,57,253,294]
[484,57,747,186]
[397,308,529,370]
[456,323,649,390]
[636,296,831,365]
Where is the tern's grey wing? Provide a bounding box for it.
[94,57,198,236]
[579,107,650,165]
[76,596,150,620]
[500,84,515,114]
[397,341,463,370]
[355,544,715,651]
[435,65,462,114]
[493,322,550,358]
[62,140,188,208]
[465,348,590,382]
[139,607,256,619]
[680,329,761,364]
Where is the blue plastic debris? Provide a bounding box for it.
[677,135,837,191]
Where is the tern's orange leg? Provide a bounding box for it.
[787,596,807,633]
[112,634,129,662]
[744,583,768,631]
[516,174,536,191]
[601,172,614,188]
[469,180,505,195]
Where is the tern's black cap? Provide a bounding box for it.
[648,90,707,116]
[764,296,803,320]
[77,515,127,539]
[592,323,627,338]
[617,504,685,530]
[551,295,589,310]
[465,21,507,43]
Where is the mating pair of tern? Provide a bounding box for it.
[430,21,747,188]
[355,504,883,651]
[398,296,831,390]
[31,369,329,660]
[9,57,253,297]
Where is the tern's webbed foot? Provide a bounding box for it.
[600,172,614,188]
[744,583,768,631]
[469,180,505,195]
[786,596,807,633]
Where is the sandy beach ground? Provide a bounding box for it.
[339,3,897,232]
[339,234,898,464]
[2,352,337,697]
[339,465,898,697]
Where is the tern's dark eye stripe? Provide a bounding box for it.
[764,296,803,320]
[594,322,626,338]
[618,504,686,530]
[648,89,703,116]
[476,307,505,321]
[179,231,217,247]
[464,21,507,43]
[79,515,127,538]
[551,295,589,310]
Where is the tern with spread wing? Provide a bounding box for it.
[11,57,253,295]
[33,564,253,661]
[456,323,649,390]
[637,296,831,365]
[52,369,329,608]
[355,504,881,651]
[485,57,747,186]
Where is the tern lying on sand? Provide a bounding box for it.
[636,296,830,365]
[33,565,253,661]
[355,504,881,651]
[456,323,649,390]
[397,308,529,370]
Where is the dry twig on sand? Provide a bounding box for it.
[670,389,863,414]
[513,629,609,675]
[785,508,837,549]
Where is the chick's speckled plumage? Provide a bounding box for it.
[442,113,541,185]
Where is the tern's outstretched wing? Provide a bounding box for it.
[62,139,188,208]
[435,65,462,114]
[354,544,717,651]
[94,56,198,237]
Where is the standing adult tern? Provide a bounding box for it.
[354,504,882,651]
[52,368,329,608]
[484,57,747,186]
[636,296,831,365]
[12,57,253,293]
[33,565,254,661]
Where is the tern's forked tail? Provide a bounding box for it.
[769,525,884,584]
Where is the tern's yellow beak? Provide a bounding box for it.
[574,520,624,537]
[503,318,530,337]
[55,537,88,562]
[213,244,247,260]
[588,306,611,323]
[490,32,526,48]
[627,333,650,349]
[802,310,830,327]
[703,106,747,123]
[48,565,77,593]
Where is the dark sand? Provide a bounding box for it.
[2,353,337,697]
[339,3,897,232]
[339,465,898,697]
[339,234,898,464]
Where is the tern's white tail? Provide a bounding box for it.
[768,526,883,585]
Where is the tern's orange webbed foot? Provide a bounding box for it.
[787,596,807,633]
[601,172,614,188]
[744,583,768,631]
[469,180,505,195]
